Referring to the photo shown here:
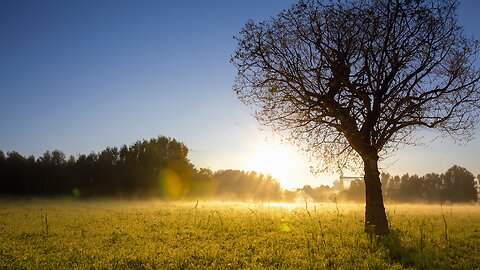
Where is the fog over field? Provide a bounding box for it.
[1,200,479,269]
[1,0,480,268]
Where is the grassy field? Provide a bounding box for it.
[1,199,479,269]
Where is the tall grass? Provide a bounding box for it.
[0,199,479,269]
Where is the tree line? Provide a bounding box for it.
[1,136,478,203]
[0,136,283,200]
[302,166,479,204]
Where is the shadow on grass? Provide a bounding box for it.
[378,229,415,268]
[378,229,439,269]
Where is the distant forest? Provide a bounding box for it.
[0,136,282,200]
[305,166,479,204]
[0,136,478,203]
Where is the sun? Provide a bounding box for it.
[245,143,303,189]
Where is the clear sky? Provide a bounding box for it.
[1,0,479,189]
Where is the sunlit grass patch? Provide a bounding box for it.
[0,199,479,269]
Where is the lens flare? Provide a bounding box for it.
[279,223,292,232]
[72,188,81,198]
[279,218,293,232]
[157,168,183,199]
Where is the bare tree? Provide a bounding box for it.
[232,0,480,234]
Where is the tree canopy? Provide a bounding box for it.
[0,136,284,201]
[0,141,477,203]
[232,0,480,234]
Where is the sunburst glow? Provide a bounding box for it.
[245,143,305,189]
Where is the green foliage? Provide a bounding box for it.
[0,136,194,197]
[1,136,476,203]
[298,165,479,204]
[0,137,285,201]
[213,170,283,201]
[382,166,478,203]
[1,200,479,269]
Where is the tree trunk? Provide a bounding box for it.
[363,154,389,235]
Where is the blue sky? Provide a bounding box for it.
[1,0,479,189]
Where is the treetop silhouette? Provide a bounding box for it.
[232,0,480,234]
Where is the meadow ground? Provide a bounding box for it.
[0,199,479,269]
